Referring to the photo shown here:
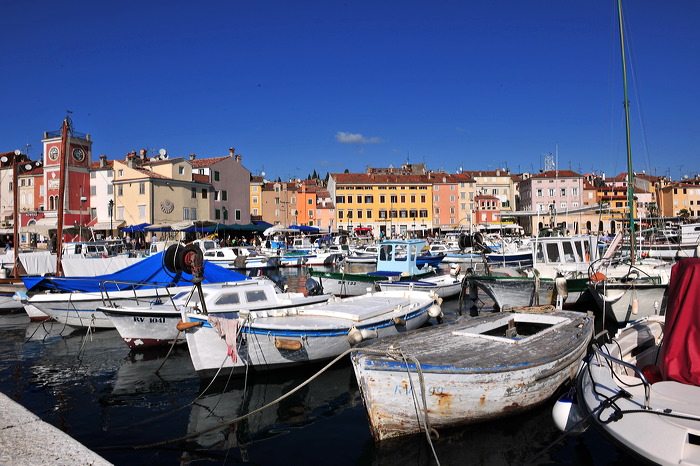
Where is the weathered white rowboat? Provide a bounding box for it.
[351,308,593,441]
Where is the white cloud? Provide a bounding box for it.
[335,131,384,145]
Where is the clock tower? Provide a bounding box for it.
[41,123,93,231]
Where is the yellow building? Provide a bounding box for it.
[328,172,433,237]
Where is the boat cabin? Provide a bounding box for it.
[62,241,124,258]
[533,235,598,266]
[375,239,428,275]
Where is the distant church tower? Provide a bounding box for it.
[41,120,92,225]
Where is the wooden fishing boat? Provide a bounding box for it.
[351,307,593,441]
[308,238,437,296]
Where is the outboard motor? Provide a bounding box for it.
[306,277,323,296]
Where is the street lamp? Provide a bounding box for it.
[108,199,114,237]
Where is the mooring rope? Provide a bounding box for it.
[98,346,441,466]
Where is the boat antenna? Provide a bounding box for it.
[618,0,636,263]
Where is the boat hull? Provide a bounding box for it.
[181,290,437,378]
[378,274,465,299]
[468,275,587,310]
[28,287,187,329]
[587,281,666,324]
[352,310,593,441]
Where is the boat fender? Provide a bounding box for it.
[555,277,568,300]
[631,298,639,315]
[176,320,203,331]
[589,272,606,283]
[274,339,302,351]
[428,303,442,319]
[552,388,587,434]
[393,316,406,326]
[347,327,379,344]
[450,264,461,276]
[347,327,363,345]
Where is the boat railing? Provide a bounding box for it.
[97,280,180,309]
[592,345,652,410]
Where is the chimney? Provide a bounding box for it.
[229,147,235,157]
[127,154,134,169]
[189,153,196,161]
[99,154,107,168]
[139,149,147,160]
[496,169,501,176]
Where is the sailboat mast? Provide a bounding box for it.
[617,0,636,262]
[55,116,70,277]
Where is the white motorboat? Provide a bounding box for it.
[573,259,700,464]
[377,264,466,299]
[100,277,332,348]
[351,307,593,441]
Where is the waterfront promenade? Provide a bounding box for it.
[0,392,111,465]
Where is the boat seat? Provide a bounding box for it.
[651,381,700,411]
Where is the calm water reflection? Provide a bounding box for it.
[0,265,637,465]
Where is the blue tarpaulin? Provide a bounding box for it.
[121,223,151,233]
[22,251,248,293]
[289,225,320,233]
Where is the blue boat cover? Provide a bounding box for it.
[22,252,248,292]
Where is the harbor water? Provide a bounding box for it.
[0,264,637,465]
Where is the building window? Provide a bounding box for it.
[179,166,185,175]
[107,185,113,194]
[138,204,146,219]
[118,185,123,196]
[90,172,96,179]
[118,169,123,177]
[108,170,113,178]
[235,210,241,221]
[91,186,97,196]
[222,191,228,201]
[215,209,221,220]
[139,183,145,195]
[214,171,220,181]
[202,188,208,199]
[191,188,196,198]
[536,189,543,197]
[117,206,124,220]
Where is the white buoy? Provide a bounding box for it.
[552,389,587,434]
[631,298,639,315]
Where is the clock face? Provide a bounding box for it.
[72,148,85,162]
[49,147,59,161]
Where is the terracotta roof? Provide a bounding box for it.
[331,173,434,184]
[528,169,582,179]
[90,160,114,170]
[190,156,229,168]
[19,166,43,176]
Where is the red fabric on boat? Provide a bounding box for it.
[659,258,700,385]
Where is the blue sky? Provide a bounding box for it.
[2,0,699,182]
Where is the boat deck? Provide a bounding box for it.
[357,310,592,373]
